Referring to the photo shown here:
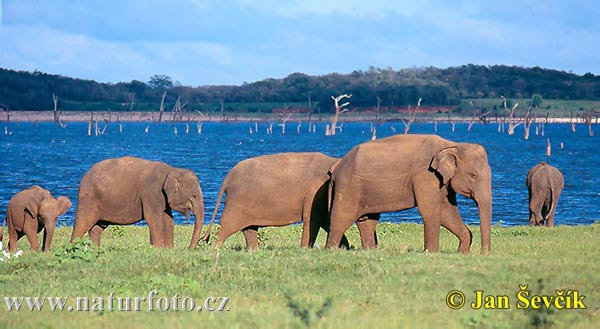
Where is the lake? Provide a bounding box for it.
[1,120,598,228]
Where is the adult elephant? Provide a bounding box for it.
[526,162,564,227]
[1,186,71,252]
[71,157,205,248]
[202,152,350,250]
[326,134,492,254]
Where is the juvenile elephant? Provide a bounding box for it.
[202,152,350,250]
[1,186,71,252]
[326,134,492,254]
[71,157,205,248]
[526,162,564,227]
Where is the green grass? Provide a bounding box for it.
[461,98,600,116]
[1,223,599,328]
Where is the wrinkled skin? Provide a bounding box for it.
[71,157,205,248]
[202,152,350,251]
[326,134,493,254]
[526,162,564,227]
[1,186,71,252]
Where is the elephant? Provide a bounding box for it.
[1,186,71,252]
[526,162,564,227]
[70,156,205,248]
[202,152,350,250]
[326,134,492,254]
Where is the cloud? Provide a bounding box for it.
[1,0,599,86]
[0,24,242,85]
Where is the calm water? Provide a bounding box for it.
[1,121,598,227]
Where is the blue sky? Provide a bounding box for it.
[1,0,599,86]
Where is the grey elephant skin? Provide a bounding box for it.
[70,156,205,248]
[526,162,564,227]
[203,152,350,250]
[326,134,493,254]
[1,186,71,252]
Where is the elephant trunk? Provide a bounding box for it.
[189,199,205,249]
[474,184,492,255]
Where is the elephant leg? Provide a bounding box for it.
[8,230,23,253]
[243,226,259,251]
[146,215,167,247]
[214,218,238,247]
[546,201,559,227]
[22,222,39,251]
[326,199,358,249]
[300,213,314,249]
[356,214,379,249]
[71,208,100,242]
[88,224,106,247]
[301,192,318,248]
[160,214,175,248]
[529,199,543,226]
[301,219,320,249]
[440,201,472,254]
[414,178,442,253]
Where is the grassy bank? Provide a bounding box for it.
[461,98,600,116]
[1,223,599,328]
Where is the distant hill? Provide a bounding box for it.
[1,65,599,112]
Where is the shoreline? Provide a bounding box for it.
[1,110,593,124]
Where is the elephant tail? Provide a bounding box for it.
[201,181,227,243]
[327,160,340,213]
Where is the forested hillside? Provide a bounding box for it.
[1,65,599,112]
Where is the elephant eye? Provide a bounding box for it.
[470,173,477,179]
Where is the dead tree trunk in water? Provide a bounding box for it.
[278,113,292,134]
[158,91,167,123]
[523,104,535,140]
[570,111,576,132]
[220,100,225,122]
[328,94,351,136]
[446,108,455,133]
[170,96,182,122]
[501,96,521,135]
[400,98,421,134]
[583,110,595,136]
[307,91,313,131]
[53,93,59,124]
[87,112,94,136]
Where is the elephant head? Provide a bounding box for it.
[26,194,72,251]
[163,169,205,248]
[431,144,492,254]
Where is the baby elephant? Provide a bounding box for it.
[202,152,349,250]
[71,157,205,248]
[1,186,72,252]
[526,162,564,227]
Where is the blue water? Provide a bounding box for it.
[1,121,598,227]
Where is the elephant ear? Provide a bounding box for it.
[56,196,72,216]
[163,171,181,200]
[431,146,458,186]
[25,199,40,218]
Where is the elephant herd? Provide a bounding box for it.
[1,134,564,255]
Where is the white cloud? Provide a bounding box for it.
[0,24,241,84]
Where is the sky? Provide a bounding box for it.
[1,0,599,86]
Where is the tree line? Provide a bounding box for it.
[1,65,599,113]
